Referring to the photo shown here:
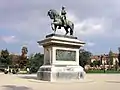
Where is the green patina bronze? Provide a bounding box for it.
[47,6,74,36]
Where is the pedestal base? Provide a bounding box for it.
[37,34,86,82]
[37,65,85,82]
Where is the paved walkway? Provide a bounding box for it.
[0,73,120,90]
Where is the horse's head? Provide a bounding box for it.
[47,9,60,20]
[47,9,55,19]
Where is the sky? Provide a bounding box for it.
[0,0,120,55]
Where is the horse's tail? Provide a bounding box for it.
[72,23,74,30]
[69,22,74,35]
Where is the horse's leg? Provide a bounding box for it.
[51,23,54,31]
[51,23,57,34]
[54,25,57,34]
[70,28,73,35]
[70,23,74,36]
[64,27,69,36]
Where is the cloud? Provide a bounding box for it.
[67,12,107,37]
[87,42,95,47]
[53,11,106,36]
[1,0,120,54]
[0,0,118,39]
[20,40,43,55]
[0,36,19,44]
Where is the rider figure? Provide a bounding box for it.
[61,6,67,27]
[58,6,67,29]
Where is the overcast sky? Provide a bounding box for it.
[0,0,120,55]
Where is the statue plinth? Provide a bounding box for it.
[46,33,77,39]
[37,34,86,82]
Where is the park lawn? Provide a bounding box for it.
[86,70,120,74]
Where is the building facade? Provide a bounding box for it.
[91,53,119,66]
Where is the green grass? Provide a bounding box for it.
[86,70,120,74]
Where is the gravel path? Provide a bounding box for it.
[0,73,120,90]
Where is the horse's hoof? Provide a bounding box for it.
[65,33,67,36]
[54,31,56,34]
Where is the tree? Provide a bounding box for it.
[109,50,113,65]
[100,55,104,65]
[0,49,11,65]
[29,53,44,73]
[115,60,119,71]
[79,49,92,68]
[19,46,28,69]
[9,54,20,67]
[91,60,101,67]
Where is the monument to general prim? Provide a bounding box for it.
[37,7,86,82]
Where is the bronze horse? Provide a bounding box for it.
[47,9,74,36]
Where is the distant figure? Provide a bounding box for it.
[27,68,30,74]
[78,72,84,79]
[80,72,83,78]
[16,68,19,74]
[4,68,8,74]
[11,69,13,73]
[9,69,11,73]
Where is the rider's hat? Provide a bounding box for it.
[62,6,65,9]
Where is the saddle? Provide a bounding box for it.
[58,18,66,29]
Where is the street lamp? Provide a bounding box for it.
[118,47,120,67]
[101,55,105,73]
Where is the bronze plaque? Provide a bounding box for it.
[56,49,76,61]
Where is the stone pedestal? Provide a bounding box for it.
[37,34,86,82]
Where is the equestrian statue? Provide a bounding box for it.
[47,6,74,36]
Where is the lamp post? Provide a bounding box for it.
[103,60,105,73]
[118,47,120,67]
[101,55,105,73]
